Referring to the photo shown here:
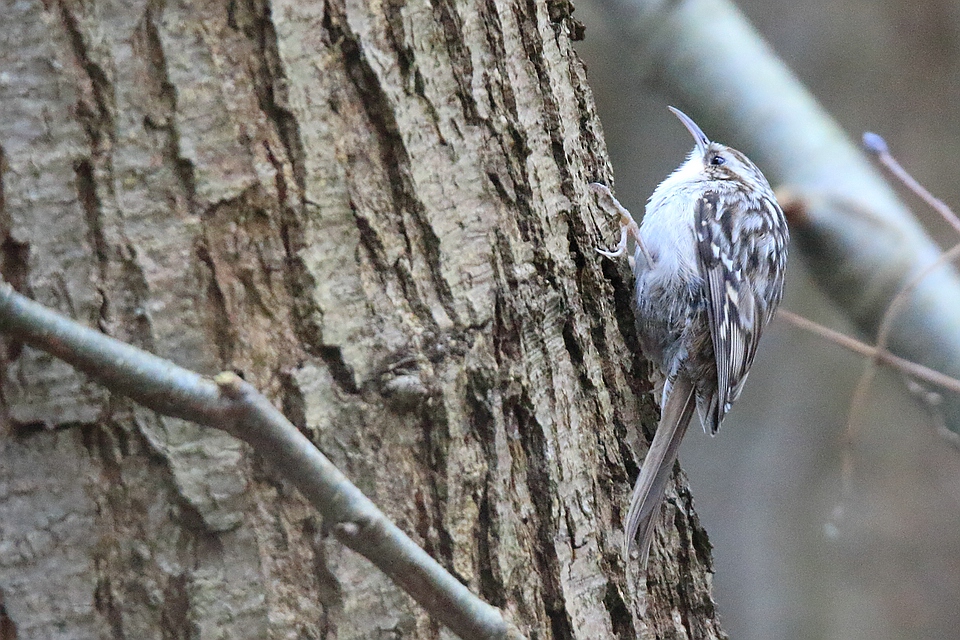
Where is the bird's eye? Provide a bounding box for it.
[710,154,726,166]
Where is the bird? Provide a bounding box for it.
[592,106,789,569]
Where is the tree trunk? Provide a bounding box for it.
[0,0,724,638]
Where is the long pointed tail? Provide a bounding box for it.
[623,376,697,568]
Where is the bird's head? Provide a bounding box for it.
[668,106,769,192]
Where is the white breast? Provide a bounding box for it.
[636,173,701,284]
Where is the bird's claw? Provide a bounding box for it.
[596,246,626,259]
[596,224,629,258]
[590,183,653,265]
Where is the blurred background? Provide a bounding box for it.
[575,1,960,638]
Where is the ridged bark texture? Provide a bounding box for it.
[0,0,723,638]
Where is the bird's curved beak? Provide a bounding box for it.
[668,106,710,154]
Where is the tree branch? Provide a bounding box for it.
[0,283,524,640]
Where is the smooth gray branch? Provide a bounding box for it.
[0,283,523,640]
[593,0,960,431]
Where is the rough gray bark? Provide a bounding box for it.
[0,0,723,638]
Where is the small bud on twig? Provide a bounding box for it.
[862,132,888,156]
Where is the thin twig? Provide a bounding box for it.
[813,134,960,533]
[849,136,960,438]
[844,242,960,440]
[776,310,960,395]
[863,132,960,235]
[0,283,523,640]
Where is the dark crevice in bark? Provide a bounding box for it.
[58,1,115,153]
[83,416,134,484]
[475,486,506,607]
[80,416,127,474]
[391,254,444,334]
[284,262,329,371]
[414,487,438,559]
[351,211,430,328]
[675,485,718,594]
[516,0,576,203]
[486,171,514,207]
[382,0,449,147]
[100,243,158,353]
[138,5,198,214]
[61,0,123,342]
[561,314,602,400]
[560,314,585,369]
[382,0,413,90]
[598,257,649,395]
[421,398,457,575]
[262,141,291,222]
[60,2,122,324]
[499,125,537,250]
[610,419,638,496]
[278,370,308,434]
[490,235,523,370]
[478,0,542,252]
[11,419,95,438]
[429,0,484,126]
[0,237,28,365]
[74,159,110,279]
[251,8,323,378]
[307,517,344,639]
[159,573,191,639]
[464,364,509,606]
[568,56,608,177]
[0,211,31,356]
[545,0,584,40]
[325,1,460,327]
[0,144,24,294]
[565,185,622,378]
[316,345,360,394]
[194,241,237,367]
[92,574,126,640]
[228,3,317,372]
[603,574,634,640]
[261,143,319,359]
[690,510,715,568]
[252,3,308,200]
[478,0,511,119]
[512,394,575,640]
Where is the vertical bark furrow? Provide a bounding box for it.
[0,0,725,637]
[332,11,462,328]
[429,0,484,126]
[58,1,116,154]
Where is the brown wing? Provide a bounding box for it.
[693,192,767,433]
